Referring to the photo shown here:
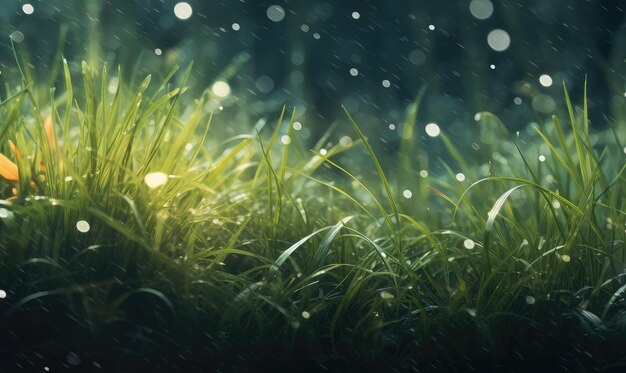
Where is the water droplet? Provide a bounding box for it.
[538,155,546,162]
[280,135,291,145]
[380,290,395,300]
[463,239,475,249]
[382,79,391,88]
[349,68,359,76]
[267,5,286,22]
[144,172,168,188]
[232,23,240,31]
[352,11,360,19]
[76,220,90,233]
[525,295,536,305]
[0,208,8,218]
[456,173,466,182]
[293,121,302,130]
[319,149,328,156]
[212,81,231,98]
[403,190,412,199]
[425,122,440,137]
[469,0,493,20]
[301,311,310,319]
[0,289,6,298]
[388,123,396,130]
[22,3,34,15]
[539,74,553,87]
[173,2,193,20]
[154,48,162,56]
[561,254,571,263]
[428,24,435,31]
[419,170,429,178]
[487,29,511,52]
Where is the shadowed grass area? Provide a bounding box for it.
[0,57,625,372]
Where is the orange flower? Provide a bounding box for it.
[0,114,55,196]
[0,152,18,182]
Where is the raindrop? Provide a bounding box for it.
[293,122,302,130]
[173,2,193,20]
[66,352,81,366]
[514,97,522,105]
[256,75,275,93]
[428,24,435,31]
[280,135,291,145]
[350,68,359,76]
[144,172,168,188]
[352,11,360,19]
[154,48,162,56]
[388,123,396,130]
[382,79,391,88]
[300,24,310,32]
[419,170,428,178]
[22,3,34,15]
[339,136,353,146]
[552,200,561,209]
[456,173,466,182]
[469,0,493,20]
[267,5,286,22]
[487,29,511,52]
[539,74,553,87]
[425,122,440,137]
[463,239,475,249]
[76,220,90,233]
[319,149,328,156]
[409,50,426,66]
[211,81,231,97]
[525,295,536,305]
[0,289,6,298]
[232,23,240,31]
[403,190,412,199]
[561,254,571,263]
[490,64,496,70]
[538,155,546,162]
[301,311,310,319]
[313,32,321,39]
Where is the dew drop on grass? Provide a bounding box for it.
[456,173,466,182]
[552,200,561,209]
[561,254,571,263]
[380,290,395,300]
[419,170,428,178]
[293,121,302,130]
[0,289,6,298]
[463,239,475,249]
[76,220,90,233]
[425,122,440,137]
[538,154,546,162]
[144,172,168,189]
[301,311,310,319]
[280,135,291,145]
[339,136,352,146]
[319,149,328,156]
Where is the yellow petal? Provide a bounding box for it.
[8,140,22,163]
[44,115,55,150]
[0,152,18,181]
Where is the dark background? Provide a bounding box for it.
[1,0,625,142]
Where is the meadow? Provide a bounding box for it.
[0,55,625,371]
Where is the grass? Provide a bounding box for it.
[0,55,625,372]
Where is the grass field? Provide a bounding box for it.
[0,56,625,372]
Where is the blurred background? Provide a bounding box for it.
[0,0,625,144]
